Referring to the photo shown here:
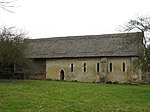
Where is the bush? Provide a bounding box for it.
[71,80,78,82]
[113,81,119,84]
[46,78,53,81]
[106,81,112,84]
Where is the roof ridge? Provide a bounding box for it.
[28,32,142,40]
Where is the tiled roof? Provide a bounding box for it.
[26,32,142,58]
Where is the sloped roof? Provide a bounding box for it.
[26,32,142,58]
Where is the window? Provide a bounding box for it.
[83,63,86,72]
[122,62,127,72]
[97,63,100,72]
[109,63,112,72]
[70,63,73,72]
[123,62,125,72]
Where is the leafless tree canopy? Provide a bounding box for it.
[0,0,17,13]
[122,17,150,32]
[119,16,150,75]
[119,16,150,46]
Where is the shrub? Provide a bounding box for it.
[113,81,119,84]
[106,81,112,84]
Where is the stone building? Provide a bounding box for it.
[26,32,143,83]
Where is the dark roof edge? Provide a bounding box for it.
[28,55,139,59]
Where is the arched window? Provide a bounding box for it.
[123,62,125,72]
[83,63,86,72]
[110,63,112,72]
[70,63,73,72]
[97,63,100,72]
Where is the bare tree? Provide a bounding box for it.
[0,0,17,13]
[119,16,150,82]
[120,16,150,46]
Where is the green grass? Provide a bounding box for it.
[0,80,150,112]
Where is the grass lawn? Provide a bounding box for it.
[0,80,150,112]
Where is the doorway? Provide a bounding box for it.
[60,70,64,81]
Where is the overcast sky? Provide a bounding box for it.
[0,0,150,38]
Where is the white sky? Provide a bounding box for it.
[0,0,150,38]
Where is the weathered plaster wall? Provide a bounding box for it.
[107,57,131,83]
[46,57,141,83]
[46,58,100,82]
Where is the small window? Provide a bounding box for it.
[83,63,86,72]
[123,63,125,72]
[123,62,125,72]
[110,63,112,72]
[97,63,100,72]
[70,63,73,72]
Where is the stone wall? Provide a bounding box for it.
[27,58,46,80]
[46,57,142,83]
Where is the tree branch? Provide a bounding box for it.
[0,0,17,13]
